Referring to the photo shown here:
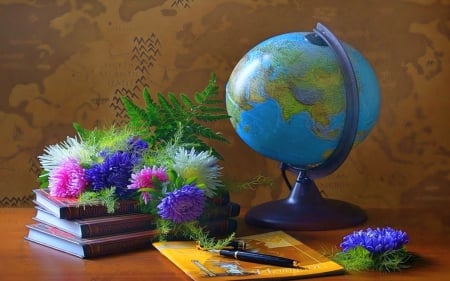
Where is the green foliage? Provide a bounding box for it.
[121,73,230,159]
[155,219,173,241]
[185,221,236,250]
[333,246,415,272]
[373,247,415,272]
[333,246,374,271]
[78,187,118,213]
[154,219,236,250]
[226,175,275,192]
[73,123,135,151]
[37,172,49,188]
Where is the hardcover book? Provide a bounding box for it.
[153,231,344,280]
[33,189,234,220]
[199,202,240,221]
[33,206,154,238]
[25,223,157,258]
[200,218,237,238]
[33,189,139,220]
[208,190,230,206]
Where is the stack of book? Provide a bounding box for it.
[25,189,240,258]
[197,189,240,238]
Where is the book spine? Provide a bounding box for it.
[80,219,154,238]
[209,191,230,206]
[60,201,139,220]
[199,218,237,238]
[199,202,240,221]
[83,236,153,258]
[166,219,237,240]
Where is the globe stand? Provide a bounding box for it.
[245,23,367,230]
[245,168,367,230]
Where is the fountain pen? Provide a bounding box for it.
[209,249,302,268]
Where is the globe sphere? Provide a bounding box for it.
[226,32,380,168]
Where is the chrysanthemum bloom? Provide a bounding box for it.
[48,158,87,198]
[340,227,409,254]
[128,166,168,190]
[85,151,138,197]
[38,136,93,175]
[128,166,168,204]
[157,184,205,223]
[172,148,223,198]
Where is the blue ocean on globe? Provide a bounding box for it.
[226,32,380,168]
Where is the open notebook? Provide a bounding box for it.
[153,231,344,280]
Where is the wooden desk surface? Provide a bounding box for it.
[1,207,449,281]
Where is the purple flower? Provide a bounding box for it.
[48,158,87,198]
[157,184,205,223]
[85,151,137,197]
[340,227,409,254]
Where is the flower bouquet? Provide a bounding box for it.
[36,74,238,248]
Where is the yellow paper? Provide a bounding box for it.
[153,231,344,280]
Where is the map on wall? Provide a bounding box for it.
[0,0,448,208]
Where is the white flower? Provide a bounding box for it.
[172,148,223,198]
[38,136,93,174]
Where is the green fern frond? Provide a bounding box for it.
[143,87,155,105]
[122,73,230,158]
[180,94,194,108]
[167,92,185,112]
[121,96,151,128]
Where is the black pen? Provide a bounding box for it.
[209,249,302,268]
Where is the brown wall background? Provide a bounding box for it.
[1,0,449,210]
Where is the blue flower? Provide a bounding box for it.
[157,184,205,223]
[85,151,138,196]
[127,137,148,154]
[340,227,409,254]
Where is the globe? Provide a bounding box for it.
[226,33,380,169]
[225,23,381,230]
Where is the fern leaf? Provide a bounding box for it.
[121,73,230,158]
[168,92,187,114]
[197,105,227,113]
[180,94,194,108]
[142,88,159,124]
[195,114,226,122]
[121,96,148,127]
[190,123,229,143]
[157,93,173,113]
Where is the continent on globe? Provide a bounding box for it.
[226,32,380,168]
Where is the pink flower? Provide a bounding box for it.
[128,166,168,190]
[141,191,151,205]
[48,158,87,198]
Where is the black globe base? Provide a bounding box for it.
[245,174,367,230]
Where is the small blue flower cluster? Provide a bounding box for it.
[85,137,148,197]
[85,151,139,197]
[340,227,409,254]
